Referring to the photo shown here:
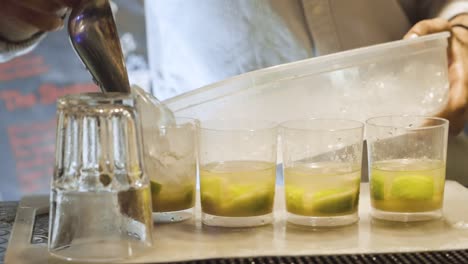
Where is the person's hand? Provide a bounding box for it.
[404,15,468,135]
[0,0,80,42]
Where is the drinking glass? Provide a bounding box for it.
[49,93,153,262]
[198,120,277,227]
[366,115,449,222]
[144,117,198,223]
[281,119,364,227]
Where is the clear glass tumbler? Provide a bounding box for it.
[199,120,277,227]
[143,117,198,223]
[280,119,364,227]
[366,115,449,222]
[49,93,153,262]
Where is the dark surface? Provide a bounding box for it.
[170,251,468,264]
[0,202,18,264]
[2,201,468,264]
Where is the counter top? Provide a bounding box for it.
[6,181,468,263]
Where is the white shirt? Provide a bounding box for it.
[145,0,468,100]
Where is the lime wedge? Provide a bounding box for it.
[229,184,257,197]
[223,190,273,216]
[310,188,357,214]
[201,176,225,196]
[391,175,434,200]
[285,185,305,213]
[184,187,195,204]
[150,181,162,195]
[201,178,274,216]
[200,176,226,214]
[371,172,385,200]
[222,183,273,216]
[151,181,195,212]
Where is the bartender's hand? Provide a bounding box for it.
[404,14,468,135]
[0,0,80,42]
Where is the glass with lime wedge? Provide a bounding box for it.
[281,119,364,227]
[367,116,448,222]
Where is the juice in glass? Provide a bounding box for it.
[200,160,275,217]
[285,162,360,217]
[370,159,445,213]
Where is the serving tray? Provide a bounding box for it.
[5,182,468,264]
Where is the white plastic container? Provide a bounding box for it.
[164,32,450,123]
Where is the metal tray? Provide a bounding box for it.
[5,182,468,264]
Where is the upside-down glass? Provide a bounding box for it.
[144,117,198,223]
[199,120,277,227]
[366,116,449,222]
[281,119,364,227]
[50,93,153,262]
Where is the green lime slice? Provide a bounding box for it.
[181,184,195,207]
[201,176,225,197]
[201,178,274,216]
[223,190,273,216]
[200,177,225,214]
[200,193,218,214]
[285,185,305,213]
[391,175,434,200]
[371,172,385,200]
[183,186,195,205]
[229,184,256,196]
[150,181,162,195]
[310,188,357,214]
[151,181,195,212]
[227,184,273,213]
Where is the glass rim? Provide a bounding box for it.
[366,115,449,130]
[199,119,278,132]
[280,118,364,132]
[158,116,199,129]
[57,92,135,106]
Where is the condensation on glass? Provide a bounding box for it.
[198,119,278,227]
[366,115,449,222]
[280,119,364,227]
[49,93,153,262]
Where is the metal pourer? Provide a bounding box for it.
[68,0,131,93]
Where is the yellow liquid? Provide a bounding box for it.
[200,160,276,217]
[284,163,360,216]
[371,159,445,213]
[150,181,195,212]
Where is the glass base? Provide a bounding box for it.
[49,238,150,262]
[287,212,358,227]
[153,208,193,223]
[371,208,442,222]
[202,213,273,227]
